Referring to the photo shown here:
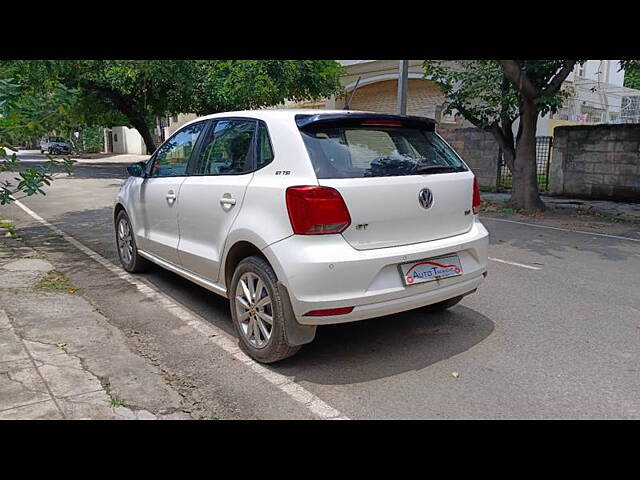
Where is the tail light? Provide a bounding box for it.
[304,307,354,317]
[286,186,351,235]
[472,176,481,215]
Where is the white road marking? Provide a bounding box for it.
[12,199,349,420]
[488,257,541,270]
[484,217,640,243]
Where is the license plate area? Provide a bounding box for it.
[400,254,463,286]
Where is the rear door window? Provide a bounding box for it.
[300,124,466,179]
[194,119,257,175]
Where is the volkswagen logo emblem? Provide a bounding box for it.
[418,188,434,209]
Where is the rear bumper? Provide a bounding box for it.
[264,218,488,325]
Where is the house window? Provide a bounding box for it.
[576,63,586,78]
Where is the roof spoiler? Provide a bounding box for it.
[295,113,436,131]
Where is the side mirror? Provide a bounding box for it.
[126,161,147,178]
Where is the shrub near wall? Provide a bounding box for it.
[550,124,640,201]
[77,126,105,153]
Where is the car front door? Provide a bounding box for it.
[177,118,263,282]
[133,121,207,265]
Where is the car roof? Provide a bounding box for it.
[180,109,436,128]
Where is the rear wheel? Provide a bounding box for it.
[422,295,464,312]
[115,210,149,273]
[230,256,300,363]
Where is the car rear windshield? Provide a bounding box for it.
[299,124,467,179]
[49,137,66,142]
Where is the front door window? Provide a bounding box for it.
[150,122,206,177]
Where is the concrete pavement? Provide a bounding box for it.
[0,236,190,419]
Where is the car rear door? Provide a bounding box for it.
[298,115,475,250]
[176,118,260,282]
[321,173,475,250]
[132,121,207,264]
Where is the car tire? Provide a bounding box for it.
[115,210,149,273]
[422,295,464,312]
[230,256,301,363]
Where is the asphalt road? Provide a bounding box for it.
[3,154,640,418]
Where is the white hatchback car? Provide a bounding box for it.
[114,110,488,363]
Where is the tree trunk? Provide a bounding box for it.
[510,98,544,212]
[130,118,156,155]
[78,81,157,154]
[489,121,516,172]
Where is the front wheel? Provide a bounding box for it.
[230,256,300,363]
[115,210,149,273]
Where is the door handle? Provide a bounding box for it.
[219,197,236,206]
[166,191,177,204]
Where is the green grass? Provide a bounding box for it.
[0,219,19,239]
[497,174,548,191]
[34,270,79,294]
[110,397,126,408]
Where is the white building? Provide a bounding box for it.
[539,60,640,135]
[104,126,147,155]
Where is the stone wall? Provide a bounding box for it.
[549,124,640,201]
[437,126,500,189]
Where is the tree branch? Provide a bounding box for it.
[542,61,576,96]
[79,80,156,153]
[450,103,487,131]
[498,60,540,99]
[79,80,137,118]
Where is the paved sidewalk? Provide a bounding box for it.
[0,229,190,420]
[69,153,150,164]
[482,192,640,222]
[9,149,150,165]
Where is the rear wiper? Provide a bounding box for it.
[413,164,460,174]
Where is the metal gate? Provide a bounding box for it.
[497,136,553,191]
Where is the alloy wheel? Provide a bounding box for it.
[235,272,273,349]
[117,218,133,265]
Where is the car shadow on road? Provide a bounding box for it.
[272,304,494,385]
[3,161,130,180]
[63,163,130,180]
